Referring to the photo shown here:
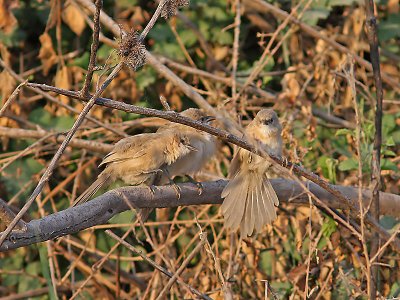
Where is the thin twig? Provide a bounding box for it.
[0,126,112,154]
[231,0,241,100]
[364,0,384,297]
[344,58,371,295]
[0,81,27,116]
[156,232,207,300]
[140,0,168,41]
[106,230,213,300]
[80,0,102,97]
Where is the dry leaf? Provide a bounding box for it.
[0,70,16,104]
[0,0,18,33]
[62,3,86,36]
[388,0,399,13]
[213,46,229,61]
[54,66,71,113]
[38,32,58,76]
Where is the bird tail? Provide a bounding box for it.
[72,173,112,207]
[221,171,279,238]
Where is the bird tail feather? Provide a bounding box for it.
[72,173,111,207]
[221,171,279,237]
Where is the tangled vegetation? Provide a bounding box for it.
[0,0,399,299]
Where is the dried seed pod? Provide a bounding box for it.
[118,30,146,71]
[161,0,189,19]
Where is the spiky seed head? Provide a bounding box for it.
[118,30,146,71]
[161,0,190,19]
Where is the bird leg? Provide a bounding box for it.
[186,175,203,195]
[163,169,181,199]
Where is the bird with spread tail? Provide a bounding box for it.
[72,131,196,207]
[221,109,283,238]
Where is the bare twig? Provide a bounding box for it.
[364,0,384,297]
[0,81,26,116]
[0,126,112,154]
[140,0,168,40]
[344,58,372,295]
[106,230,213,300]
[80,0,102,97]
[0,198,26,232]
[156,232,207,299]
[231,0,241,100]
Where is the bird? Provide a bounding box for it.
[155,108,217,192]
[221,109,283,238]
[72,131,196,207]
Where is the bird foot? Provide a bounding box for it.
[147,185,157,195]
[170,181,181,199]
[186,175,203,195]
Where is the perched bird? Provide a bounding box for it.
[221,109,283,238]
[156,108,217,191]
[72,131,196,207]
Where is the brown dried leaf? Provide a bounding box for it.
[0,70,16,103]
[0,0,18,33]
[213,46,229,61]
[388,0,399,13]
[0,43,11,65]
[54,66,71,113]
[62,3,86,36]
[38,33,58,76]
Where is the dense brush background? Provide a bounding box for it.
[0,0,399,298]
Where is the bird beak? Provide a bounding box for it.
[187,144,198,152]
[200,116,216,123]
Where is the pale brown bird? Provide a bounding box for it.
[221,109,283,238]
[73,131,196,207]
[156,108,217,191]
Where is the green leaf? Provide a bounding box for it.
[338,158,358,171]
[321,216,337,239]
[39,245,57,300]
[317,156,337,183]
[72,52,90,69]
[29,107,52,128]
[259,250,274,276]
[378,14,400,42]
[302,9,330,26]
[381,158,398,171]
[384,136,396,147]
[382,149,396,157]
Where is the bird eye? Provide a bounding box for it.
[264,118,273,125]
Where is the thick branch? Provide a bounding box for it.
[1,179,399,252]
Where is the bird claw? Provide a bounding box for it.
[187,175,203,195]
[148,185,157,195]
[171,182,181,199]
